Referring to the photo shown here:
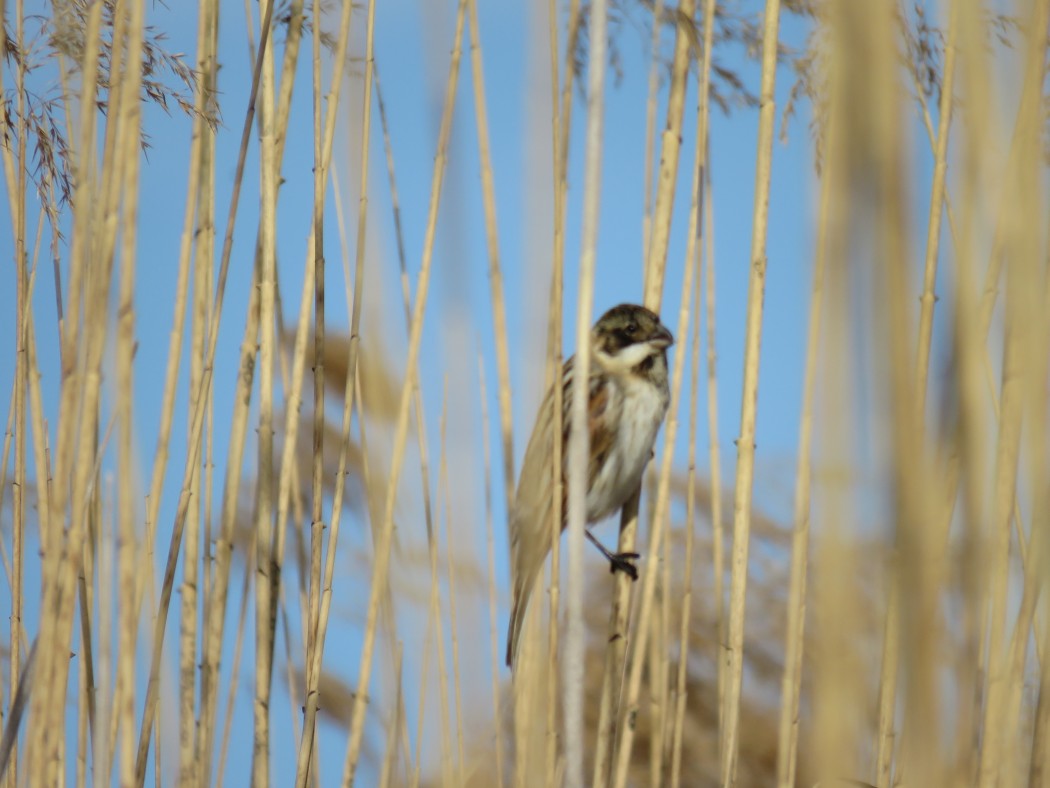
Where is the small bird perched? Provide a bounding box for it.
[506,303,673,667]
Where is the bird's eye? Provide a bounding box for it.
[624,322,639,336]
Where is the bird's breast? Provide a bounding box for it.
[586,376,669,523]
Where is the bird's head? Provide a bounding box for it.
[591,303,674,374]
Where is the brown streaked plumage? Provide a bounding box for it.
[506,304,673,667]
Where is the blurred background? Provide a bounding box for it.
[1,0,1047,785]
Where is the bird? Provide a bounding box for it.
[505,303,673,667]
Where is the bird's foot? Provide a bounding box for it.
[607,552,640,580]
[585,530,641,580]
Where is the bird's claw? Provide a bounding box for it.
[608,552,640,580]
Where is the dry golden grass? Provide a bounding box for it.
[1,0,1049,786]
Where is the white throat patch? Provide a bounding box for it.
[594,341,657,375]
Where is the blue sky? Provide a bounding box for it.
[0,0,850,782]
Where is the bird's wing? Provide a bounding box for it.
[506,356,617,666]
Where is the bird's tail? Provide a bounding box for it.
[505,508,549,668]
[505,570,540,668]
[505,589,525,667]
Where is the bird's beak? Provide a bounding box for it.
[650,324,674,349]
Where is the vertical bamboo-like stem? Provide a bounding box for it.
[866,2,939,782]
[663,52,711,784]
[267,237,317,649]
[479,355,507,784]
[5,0,27,777]
[116,423,139,787]
[951,4,999,784]
[1035,592,1050,786]
[669,191,704,788]
[720,0,782,783]
[660,5,716,775]
[24,300,52,578]
[680,10,720,779]
[643,0,696,306]
[563,0,609,783]
[465,6,518,765]
[593,0,693,780]
[820,4,927,784]
[377,644,404,788]
[873,10,957,777]
[77,434,99,784]
[37,0,139,774]
[437,380,467,783]
[251,0,278,777]
[137,5,207,681]
[808,11,875,783]
[196,263,262,785]
[592,484,636,788]
[352,362,415,780]
[641,0,666,259]
[0,641,36,783]
[81,30,126,785]
[27,3,104,779]
[292,0,372,777]
[774,119,831,788]
[401,286,451,780]
[539,1,579,783]
[267,139,339,774]
[136,0,277,771]
[352,158,400,788]
[1030,234,1050,775]
[177,236,204,773]
[78,419,105,772]
[339,2,466,781]
[928,33,1050,781]
[177,0,216,773]
[871,9,958,785]
[6,267,42,637]
[255,22,314,720]
[216,543,254,788]
[975,4,1049,783]
[94,483,114,788]
[609,203,695,788]
[1020,180,1050,788]
[467,0,515,514]
[191,0,219,772]
[5,0,27,778]
[307,0,326,751]
[114,0,145,779]
[353,68,440,784]
[650,534,671,786]
[411,568,452,788]
[76,526,90,788]
[701,170,726,748]
[372,68,412,327]
[913,2,957,414]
